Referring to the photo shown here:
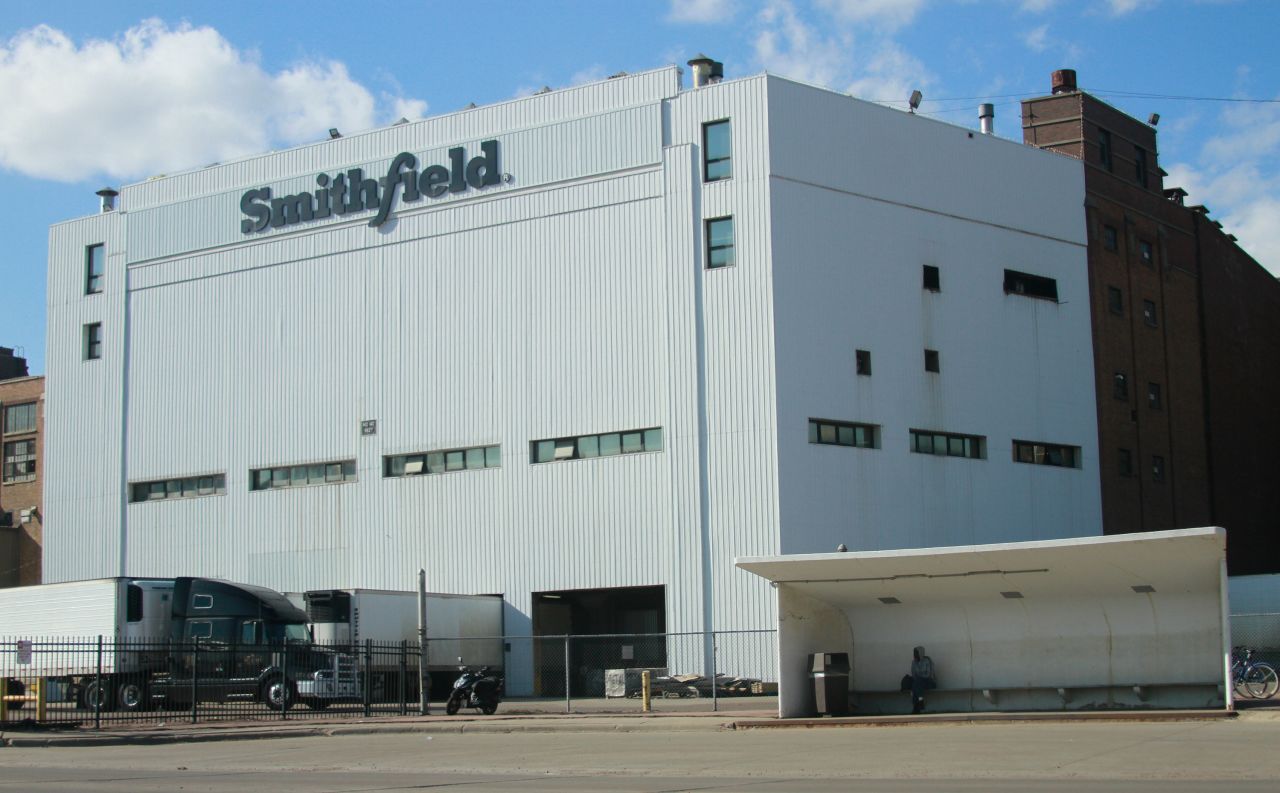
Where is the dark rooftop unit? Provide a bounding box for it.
[0,347,29,381]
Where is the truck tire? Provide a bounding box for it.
[80,678,115,712]
[261,677,295,711]
[117,680,149,711]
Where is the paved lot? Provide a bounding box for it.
[2,711,1279,792]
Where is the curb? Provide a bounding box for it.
[730,709,1238,729]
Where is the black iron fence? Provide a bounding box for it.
[1,630,777,727]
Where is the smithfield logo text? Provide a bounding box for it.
[240,140,502,233]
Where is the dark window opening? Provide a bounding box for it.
[1004,269,1058,301]
[706,217,735,269]
[1098,128,1113,171]
[1152,455,1165,483]
[855,349,871,376]
[911,429,984,459]
[1114,372,1128,400]
[1119,448,1133,477]
[84,322,102,360]
[924,349,940,372]
[1013,440,1080,468]
[1148,382,1162,410]
[1140,239,1154,267]
[1108,286,1124,315]
[809,419,878,449]
[1143,299,1158,327]
[1103,225,1118,251]
[85,243,105,295]
[703,119,732,182]
[1135,146,1148,188]
[922,265,940,292]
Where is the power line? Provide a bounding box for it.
[1086,88,1280,104]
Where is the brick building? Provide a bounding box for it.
[0,347,43,587]
[1022,70,1280,574]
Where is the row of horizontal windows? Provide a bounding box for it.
[811,421,1081,468]
[532,427,663,464]
[250,460,358,491]
[130,474,227,502]
[2,402,37,435]
[385,445,500,477]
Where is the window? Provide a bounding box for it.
[2,403,36,435]
[924,349,940,373]
[1140,240,1154,267]
[1013,440,1080,468]
[1098,128,1113,171]
[922,265,940,292]
[1118,448,1133,477]
[531,427,663,464]
[84,322,102,360]
[809,419,878,449]
[910,429,984,460]
[385,444,501,477]
[129,473,227,503]
[85,243,105,294]
[1108,286,1124,315]
[1151,455,1165,483]
[1004,269,1059,302]
[1113,372,1128,400]
[250,460,356,491]
[1148,382,1162,410]
[2,439,36,483]
[1103,225,1118,251]
[1142,299,1158,327]
[702,119,732,182]
[1135,146,1148,188]
[855,349,871,376]
[706,217,735,269]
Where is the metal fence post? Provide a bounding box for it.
[399,640,407,716]
[280,640,288,721]
[190,640,198,725]
[563,635,571,714]
[364,638,373,718]
[94,635,103,730]
[712,636,718,713]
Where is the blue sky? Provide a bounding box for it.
[2,0,1277,374]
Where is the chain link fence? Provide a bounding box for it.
[1,630,777,728]
[1231,613,1280,667]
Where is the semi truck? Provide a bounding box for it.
[0,577,359,712]
[304,589,503,697]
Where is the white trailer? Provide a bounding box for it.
[305,589,504,695]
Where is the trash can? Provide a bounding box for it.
[809,652,850,716]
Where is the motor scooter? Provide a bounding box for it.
[445,663,503,715]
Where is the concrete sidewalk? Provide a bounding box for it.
[1,706,1251,747]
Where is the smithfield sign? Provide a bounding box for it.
[240,140,503,233]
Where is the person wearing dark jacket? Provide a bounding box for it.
[907,646,935,713]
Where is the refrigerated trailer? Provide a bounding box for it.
[305,589,504,696]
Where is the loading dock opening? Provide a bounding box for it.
[531,585,665,696]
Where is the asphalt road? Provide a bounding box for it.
[3,715,1279,792]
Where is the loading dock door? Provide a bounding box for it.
[531,585,665,696]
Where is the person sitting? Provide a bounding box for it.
[906,646,936,714]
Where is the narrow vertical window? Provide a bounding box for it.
[84,322,102,360]
[924,349,940,373]
[85,243,105,294]
[1140,240,1154,267]
[1134,146,1148,187]
[1102,225,1118,251]
[855,349,871,376]
[922,265,940,292]
[1143,299,1158,327]
[1098,128,1113,171]
[1113,372,1128,400]
[706,217,735,269]
[1147,382,1162,410]
[1151,455,1165,483]
[1118,448,1133,477]
[702,119,732,182]
[1108,286,1124,315]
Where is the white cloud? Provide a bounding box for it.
[1020,0,1058,11]
[1166,100,1280,275]
[667,0,738,24]
[0,20,427,182]
[817,0,928,30]
[1023,24,1050,52]
[753,0,933,104]
[1103,0,1159,15]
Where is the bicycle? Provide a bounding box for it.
[1231,646,1279,700]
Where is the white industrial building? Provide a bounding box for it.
[44,63,1101,693]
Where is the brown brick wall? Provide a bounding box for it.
[0,375,44,587]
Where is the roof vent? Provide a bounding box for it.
[95,187,119,213]
[687,54,724,88]
[1051,69,1078,95]
[979,103,994,135]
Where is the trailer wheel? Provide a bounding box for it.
[117,680,149,712]
[261,677,295,711]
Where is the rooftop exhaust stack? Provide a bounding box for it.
[687,54,723,88]
[1051,69,1077,95]
[95,187,118,213]
[979,103,995,135]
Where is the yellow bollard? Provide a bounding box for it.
[0,679,8,723]
[641,670,652,713]
[35,678,46,722]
